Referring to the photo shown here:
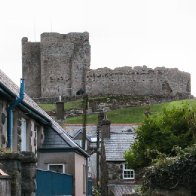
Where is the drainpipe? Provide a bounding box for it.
[7,79,25,150]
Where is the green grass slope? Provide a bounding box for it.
[39,99,196,124]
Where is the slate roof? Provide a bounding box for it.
[64,125,97,138]
[108,184,134,195]
[65,124,136,161]
[41,127,70,149]
[104,131,135,161]
[0,69,88,156]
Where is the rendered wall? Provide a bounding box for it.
[74,153,87,196]
[37,151,75,175]
[37,151,87,196]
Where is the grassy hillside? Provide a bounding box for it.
[38,99,83,112]
[39,99,196,124]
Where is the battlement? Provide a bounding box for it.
[40,32,89,44]
[88,66,189,76]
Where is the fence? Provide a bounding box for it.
[88,177,93,196]
[0,175,11,196]
[36,169,73,196]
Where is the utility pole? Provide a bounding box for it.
[96,123,100,188]
[96,112,105,188]
[82,94,88,150]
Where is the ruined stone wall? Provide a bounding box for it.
[22,38,41,98]
[86,66,191,97]
[22,32,191,99]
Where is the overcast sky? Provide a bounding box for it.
[1,0,196,95]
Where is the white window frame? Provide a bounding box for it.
[21,118,27,151]
[122,164,135,180]
[48,164,65,173]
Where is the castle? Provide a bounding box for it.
[22,32,191,99]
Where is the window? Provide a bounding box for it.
[48,164,65,173]
[21,118,27,151]
[122,164,135,179]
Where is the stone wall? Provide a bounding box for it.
[22,32,90,98]
[0,152,36,196]
[0,174,11,196]
[22,38,41,98]
[143,188,191,196]
[86,66,191,97]
[22,32,191,100]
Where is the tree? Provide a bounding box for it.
[125,103,196,169]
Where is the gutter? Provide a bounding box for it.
[18,103,50,125]
[7,79,25,150]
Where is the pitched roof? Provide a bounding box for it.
[41,127,70,149]
[65,124,136,161]
[0,69,88,156]
[108,184,134,195]
[104,130,135,161]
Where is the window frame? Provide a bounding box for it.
[48,163,65,174]
[122,163,135,180]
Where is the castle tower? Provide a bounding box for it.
[69,32,90,96]
[22,37,41,98]
[22,32,90,98]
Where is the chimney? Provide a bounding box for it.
[98,111,105,125]
[56,96,64,120]
[101,114,111,139]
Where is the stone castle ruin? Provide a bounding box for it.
[22,32,191,99]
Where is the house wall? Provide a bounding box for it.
[0,152,37,196]
[0,89,44,154]
[107,162,134,183]
[37,151,75,175]
[88,152,97,180]
[0,176,11,196]
[74,153,87,196]
[0,100,7,148]
[37,151,87,196]
[12,110,42,154]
